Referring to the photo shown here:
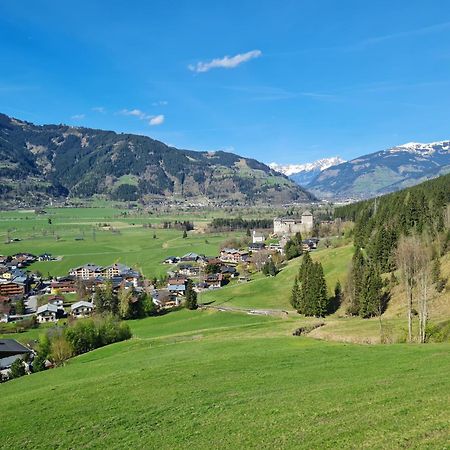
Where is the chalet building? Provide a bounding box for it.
[36,303,59,323]
[219,248,249,264]
[51,277,76,294]
[180,253,205,263]
[167,277,188,296]
[204,273,224,289]
[178,264,200,277]
[152,290,181,308]
[273,211,314,235]
[0,277,28,298]
[71,301,94,318]
[249,242,266,252]
[103,263,137,279]
[69,264,104,280]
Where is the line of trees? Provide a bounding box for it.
[210,217,273,230]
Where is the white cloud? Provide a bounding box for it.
[119,108,165,126]
[71,114,85,120]
[119,108,147,119]
[149,114,164,126]
[92,106,106,113]
[189,49,262,73]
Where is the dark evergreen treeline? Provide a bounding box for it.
[335,173,450,272]
[162,220,194,231]
[210,217,273,230]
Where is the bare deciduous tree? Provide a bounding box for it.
[395,235,422,343]
[396,234,432,343]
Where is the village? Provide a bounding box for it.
[0,213,318,379]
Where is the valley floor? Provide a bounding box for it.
[2,310,449,449]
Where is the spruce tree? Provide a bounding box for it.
[312,262,328,317]
[185,280,198,310]
[298,251,312,281]
[347,247,365,315]
[290,277,300,310]
[359,263,383,318]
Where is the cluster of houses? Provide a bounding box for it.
[156,220,320,308]
[0,258,144,324]
[33,263,144,323]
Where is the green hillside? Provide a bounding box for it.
[2,310,449,449]
[201,245,354,310]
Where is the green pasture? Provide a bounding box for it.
[0,207,244,277]
[1,309,449,449]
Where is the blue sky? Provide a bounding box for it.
[1,0,450,164]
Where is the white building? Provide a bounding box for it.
[36,304,58,323]
[71,301,94,318]
[273,211,313,235]
[252,230,265,244]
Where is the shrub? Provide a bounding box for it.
[9,358,26,379]
[65,315,132,356]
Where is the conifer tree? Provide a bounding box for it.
[359,263,383,318]
[290,276,300,310]
[185,280,198,310]
[347,247,365,315]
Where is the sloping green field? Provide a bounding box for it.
[201,245,353,310]
[2,310,449,449]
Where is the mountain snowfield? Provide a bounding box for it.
[387,141,450,155]
[269,156,345,176]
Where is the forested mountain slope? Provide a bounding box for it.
[0,113,313,206]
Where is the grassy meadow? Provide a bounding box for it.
[0,207,244,278]
[1,309,449,449]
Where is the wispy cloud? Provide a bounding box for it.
[189,49,262,73]
[224,85,338,101]
[149,114,164,126]
[71,114,85,120]
[349,20,450,50]
[152,100,168,106]
[119,108,147,119]
[92,106,106,113]
[118,108,165,126]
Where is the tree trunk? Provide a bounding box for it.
[407,285,413,343]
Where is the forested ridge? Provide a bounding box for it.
[335,173,450,272]
[0,113,313,205]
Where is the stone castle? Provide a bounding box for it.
[273,211,313,235]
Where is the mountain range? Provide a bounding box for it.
[308,141,450,200]
[271,142,450,200]
[269,157,345,186]
[0,113,313,206]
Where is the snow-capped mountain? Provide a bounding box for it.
[269,157,346,186]
[387,141,450,156]
[308,140,450,200]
